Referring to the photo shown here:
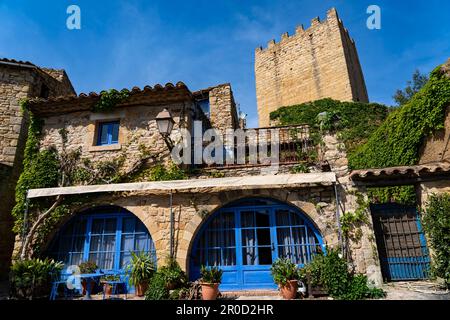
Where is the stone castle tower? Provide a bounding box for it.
[255,8,369,127]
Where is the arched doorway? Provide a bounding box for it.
[46,206,156,271]
[190,198,324,290]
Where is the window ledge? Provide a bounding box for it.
[88,144,122,152]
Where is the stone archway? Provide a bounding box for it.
[185,196,325,290]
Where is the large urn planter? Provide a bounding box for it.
[200,283,220,300]
[199,266,223,301]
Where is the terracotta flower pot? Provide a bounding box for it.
[135,282,148,297]
[279,280,298,300]
[81,279,96,295]
[201,283,220,300]
[103,283,113,297]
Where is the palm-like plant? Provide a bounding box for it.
[126,251,155,286]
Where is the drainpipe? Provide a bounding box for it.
[169,191,174,259]
[20,191,30,260]
[333,182,344,253]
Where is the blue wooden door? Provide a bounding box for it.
[190,198,324,290]
[371,204,430,281]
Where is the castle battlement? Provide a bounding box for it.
[255,8,355,53]
[254,7,368,127]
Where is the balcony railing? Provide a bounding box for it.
[196,124,316,168]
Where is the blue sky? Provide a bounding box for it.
[1,1,449,128]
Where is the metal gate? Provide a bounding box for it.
[371,204,430,281]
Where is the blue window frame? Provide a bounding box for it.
[97,121,120,146]
[190,198,324,290]
[47,207,156,271]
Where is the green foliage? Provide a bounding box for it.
[78,261,98,274]
[270,258,301,286]
[12,112,60,233]
[126,251,156,286]
[200,265,223,284]
[270,98,388,154]
[10,258,63,299]
[290,163,310,174]
[144,258,189,300]
[367,185,417,206]
[145,272,169,300]
[393,70,429,106]
[158,257,188,288]
[341,193,369,242]
[130,162,187,182]
[423,193,450,288]
[302,248,385,300]
[92,89,130,113]
[349,66,450,169]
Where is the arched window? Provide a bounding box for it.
[190,198,324,290]
[47,206,156,270]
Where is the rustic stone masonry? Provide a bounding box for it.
[0,60,74,278]
[255,8,368,127]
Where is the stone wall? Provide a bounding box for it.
[419,106,450,164]
[0,62,74,278]
[13,182,382,285]
[39,102,194,172]
[208,84,239,132]
[255,8,368,127]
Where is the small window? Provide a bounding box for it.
[97,121,120,146]
[198,99,210,118]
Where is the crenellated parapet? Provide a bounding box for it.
[254,7,369,127]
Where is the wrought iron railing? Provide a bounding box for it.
[197,124,316,168]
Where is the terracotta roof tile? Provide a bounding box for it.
[350,162,450,181]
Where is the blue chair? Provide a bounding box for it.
[102,272,128,300]
[49,272,80,300]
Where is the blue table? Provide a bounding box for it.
[79,273,102,300]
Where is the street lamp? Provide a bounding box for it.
[156,108,175,149]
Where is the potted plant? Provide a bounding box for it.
[126,251,155,296]
[271,258,300,300]
[78,261,98,295]
[199,265,223,300]
[159,257,187,290]
[100,274,120,297]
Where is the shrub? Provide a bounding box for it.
[200,266,223,284]
[158,257,188,289]
[302,248,385,300]
[78,261,98,274]
[145,272,169,300]
[10,258,63,300]
[423,193,450,288]
[271,258,301,286]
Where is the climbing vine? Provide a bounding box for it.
[349,65,450,169]
[92,89,130,113]
[13,98,186,258]
[348,64,450,204]
[270,98,388,155]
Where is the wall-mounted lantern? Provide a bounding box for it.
[156,108,175,149]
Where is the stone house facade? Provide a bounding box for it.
[11,76,384,290]
[255,8,368,127]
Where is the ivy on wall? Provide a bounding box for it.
[270,64,450,205]
[270,98,388,155]
[349,65,450,169]
[12,97,186,258]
